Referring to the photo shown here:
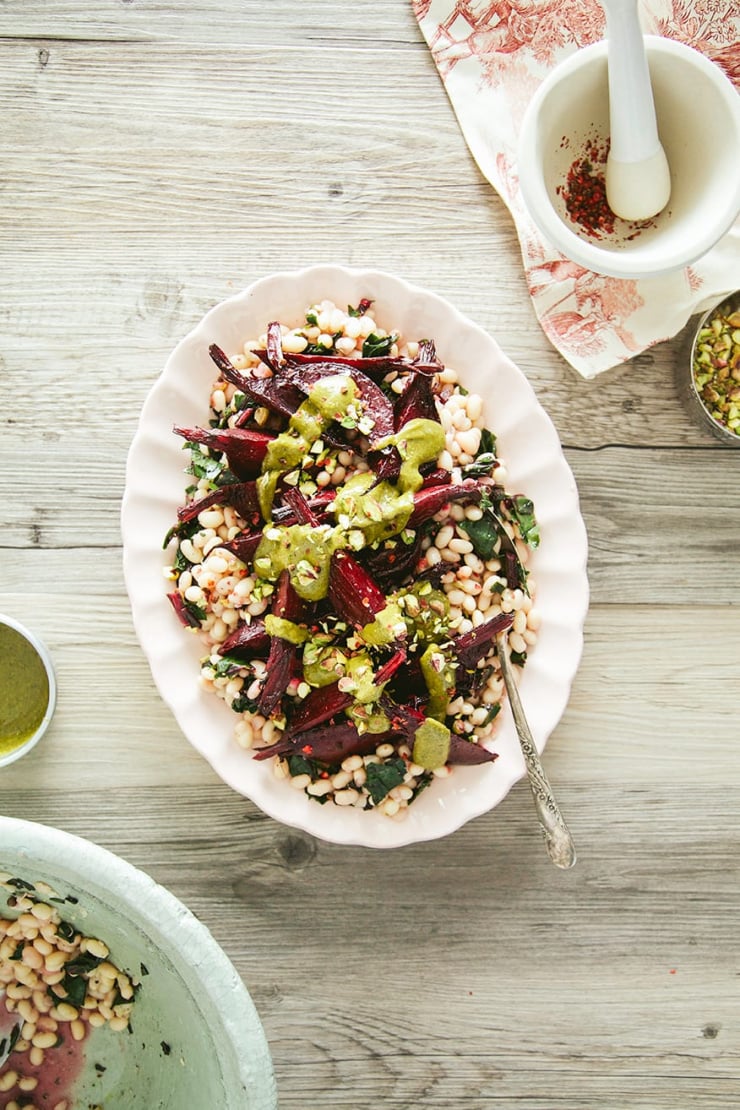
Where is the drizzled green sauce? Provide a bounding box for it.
[0,624,50,757]
[253,379,445,601]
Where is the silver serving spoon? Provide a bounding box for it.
[497,634,577,869]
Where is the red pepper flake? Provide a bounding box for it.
[556,136,658,242]
[301,744,314,755]
[556,139,615,239]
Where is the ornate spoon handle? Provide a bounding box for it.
[497,635,577,869]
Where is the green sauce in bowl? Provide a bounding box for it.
[0,619,54,763]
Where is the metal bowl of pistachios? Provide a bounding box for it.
[683,292,740,446]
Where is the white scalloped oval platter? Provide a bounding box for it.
[122,266,589,849]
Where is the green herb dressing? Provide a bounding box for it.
[254,381,445,602]
[263,615,309,644]
[0,624,50,757]
[373,418,446,492]
[419,644,457,722]
[256,374,359,519]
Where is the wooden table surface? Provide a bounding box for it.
[2,3,739,1107]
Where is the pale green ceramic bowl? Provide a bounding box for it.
[0,817,276,1109]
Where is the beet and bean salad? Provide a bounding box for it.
[164,298,542,819]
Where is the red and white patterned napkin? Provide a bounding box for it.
[412,0,740,377]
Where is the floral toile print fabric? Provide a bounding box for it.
[412,0,740,377]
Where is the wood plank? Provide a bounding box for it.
[0,0,424,47]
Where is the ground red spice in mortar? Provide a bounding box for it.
[556,139,615,238]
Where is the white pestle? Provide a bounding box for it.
[602,0,671,221]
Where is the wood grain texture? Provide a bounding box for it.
[1,2,739,1107]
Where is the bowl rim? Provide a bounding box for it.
[0,613,57,769]
[0,814,277,1107]
[121,263,590,849]
[518,36,740,279]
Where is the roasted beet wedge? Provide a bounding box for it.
[219,532,262,564]
[451,612,513,670]
[167,592,202,629]
[328,551,386,627]
[287,649,406,736]
[284,351,407,382]
[362,531,424,590]
[284,362,394,441]
[253,722,385,766]
[177,482,261,526]
[446,734,498,765]
[414,338,443,370]
[407,480,484,528]
[366,444,402,484]
[281,486,320,526]
[271,489,335,525]
[258,571,306,717]
[173,425,274,481]
[209,343,302,420]
[217,619,270,659]
[420,468,452,489]
[265,321,286,370]
[394,371,439,429]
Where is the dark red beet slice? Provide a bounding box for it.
[451,612,513,670]
[167,592,202,629]
[173,425,274,481]
[287,649,406,735]
[394,371,439,429]
[209,344,302,420]
[217,619,270,659]
[177,482,261,526]
[283,362,394,441]
[446,734,498,765]
[253,722,385,766]
[328,551,386,627]
[281,486,320,526]
[219,532,262,564]
[407,480,484,527]
[257,572,305,717]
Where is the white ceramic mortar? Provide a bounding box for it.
[518,37,740,278]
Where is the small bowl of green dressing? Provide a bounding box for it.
[0,615,57,768]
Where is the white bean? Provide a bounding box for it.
[466,394,483,421]
[527,607,541,630]
[198,509,224,529]
[290,774,312,790]
[448,537,474,554]
[179,539,201,564]
[282,332,308,353]
[457,428,481,455]
[434,525,454,549]
[334,789,360,807]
